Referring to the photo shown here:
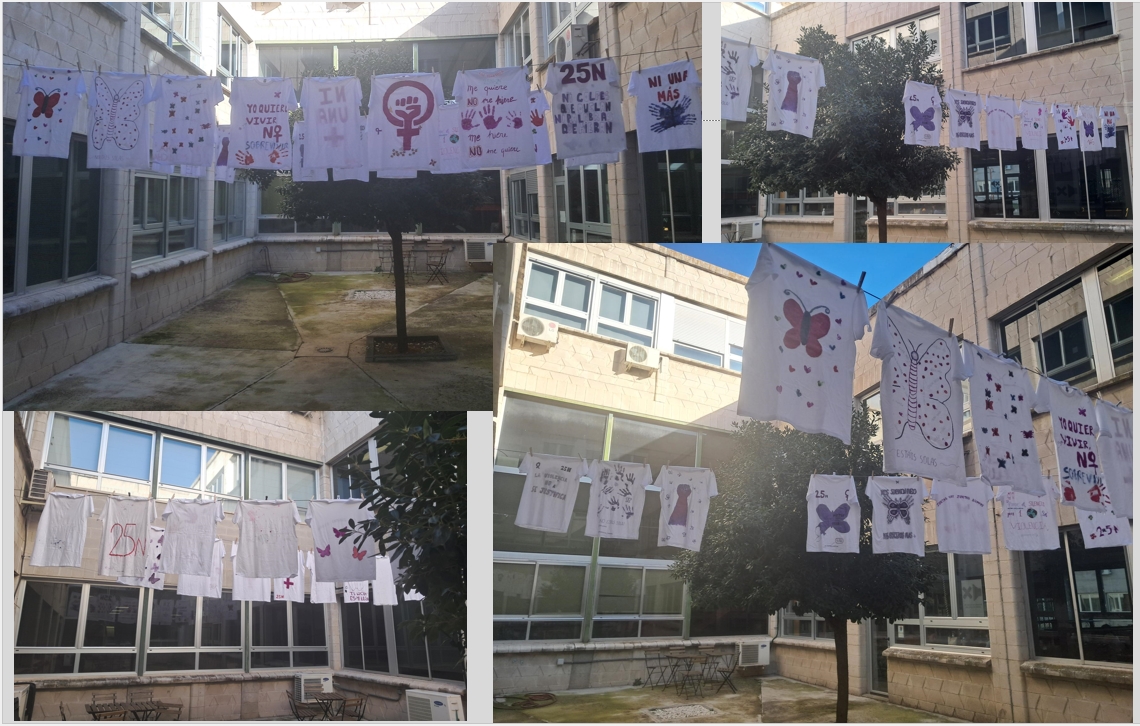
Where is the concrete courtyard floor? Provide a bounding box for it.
[7,271,491,410]
[493,676,961,723]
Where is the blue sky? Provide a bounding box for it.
[660,244,951,304]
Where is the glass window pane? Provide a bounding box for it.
[600,285,625,322]
[199,652,242,670]
[47,415,103,471]
[526,620,578,640]
[609,417,697,471]
[392,597,430,678]
[494,621,528,641]
[202,591,242,647]
[971,144,1004,218]
[147,178,165,226]
[67,140,99,278]
[132,231,162,262]
[495,397,607,467]
[561,273,592,312]
[167,227,194,254]
[79,652,136,673]
[955,554,988,617]
[293,650,329,668]
[205,449,241,498]
[596,567,641,615]
[168,177,182,221]
[593,620,639,639]
[630,295,655,330]
[924,550,952,617]
[493,563,535,615]
[584,168,601,222]
[596,323,652,346]
[1046,144,1088,219]
[148,590,197,647]
[251,599,288,646]
[4,122,18,294]
[673,343,724,367]
[292,600,327,647]
[251,651,290,669]
[83,586,140,647]
[522,303,587,330]
[641,620,683,638]
[359,597,388,673]
[533,565,587,615]
[527,264,558,302]
[104,427,153,481]
[690,608,769,637]
[250,458,282,500]
[15,653,74,675]
[1001,143,1039,218]
[1065,529,1132,663]
[161,438,202,489]
[1024,542,1080,658]
[17,582,82,647]
[341,602,364,669]
[1084,129,1132,220]
[27,155,67,286]
[1072,1,1113,43]
[643,570,684,614]
[1036,0,1074,50]
[287,466,316,508]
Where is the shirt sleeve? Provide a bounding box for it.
[161,502,173,521]
[869,309,892,360]
[148,499,156,525]
[543,66,559,95]
[85,496,95,517]
[1033,376,1053,413]
[518,452,532,475]
[815,58,826,89]
[586,460,598,483]
[232,502,243,526]
[626,70,639,97]
[749,45,761,67]
[75,72,87,98]
[950,339,968,382]
[285,82,299,109]
[744,244,777,293]
[453,72,468,102]
[959,341,975,379]
[853,292,872,340]
[707,471,718,497]
[209,76,224,105]
[531,91,550,113]
[638,464,654,489]
[576,459,590,481]
[761,50,774,72]
[652,465,667,490]
[687,61,702,87]
[215,501,225,522]
[19,69,33,90]
[292,501,304,524]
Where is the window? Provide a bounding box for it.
[341,588,390,673]
[492,561,588,641]
[964,2,1027,66]
[1024,528,1131,663]
[556,161,612,242]
[3,124,101,295]
[249,457,317,511]
[593,567,684,638]
[146,590,242,671]
[251,599,328,669]
[544,3,598,62]
[1045,129,1131,220]
[1035,2,1113,51]
[1001,279,1095,386]
[45,414,155,497]
[214,180,249,242]
[892,549,991,650]
[217,14,247,87]
[523,261,592,329]
[257,175,334,234]
[502,8,533,70]
[672,302,746,372]
[141,2,202,66]
[780,607,835,640]
[768,189,834,217]
[509,176,540,241]
[132,173,197,262]
[157,435,243,511]
[598,284,655,345]
[1099,252,1132,375]
[16,582,142,674]
[971,141,1039,218]
[722,165,759,219]
[331,440,383,500]
[643,149,702,242]
[853,13,941,66]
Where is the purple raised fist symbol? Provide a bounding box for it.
[461,109,477,130]
[482,105,502,129]
[382,80,435,151]
[781,70,801,112]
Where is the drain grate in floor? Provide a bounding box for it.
[347,289,396,301]
[646,705,717,722]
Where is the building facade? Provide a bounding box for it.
[12,410,464,720]
[721,1,1133,244]
[491,242,1133,722]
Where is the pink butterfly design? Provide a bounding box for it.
[887,314,955,450]
[332,526,348,539]
[316,544,331,557]
[352,546,367,561]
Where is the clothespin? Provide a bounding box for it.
[23,58,29,69]
[856,271,866,293]
[685,51,690,62]
[76,52,82,72]
[97,63,102,74]
[947,318,955,338]
[528,446,533,457]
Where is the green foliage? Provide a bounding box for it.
[337,412,467,660]
[731,25,959,240]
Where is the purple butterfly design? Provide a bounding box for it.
[1082,121,1095,138]
[148,572,161,584]
[910,105,935,131]
[316,544,331,557]
[332,526,348,539]
[817,503,851,534]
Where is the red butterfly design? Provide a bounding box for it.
[32,87,61,118]
[782,292,831,358]
[352,546,367,560]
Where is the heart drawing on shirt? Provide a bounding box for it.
[776,386,783,393]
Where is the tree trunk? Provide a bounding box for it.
[873,197,889,243]
[387,223,409,353]
[828,615,849,723]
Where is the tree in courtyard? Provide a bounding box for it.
[733,25,959,242]
[276,45,496,352]
[336,411,467,666]
[671,403,933,722]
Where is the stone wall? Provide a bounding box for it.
[885,648,1000,722]
[1021,662,1132,722]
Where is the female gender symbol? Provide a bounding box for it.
[382,80,435,151]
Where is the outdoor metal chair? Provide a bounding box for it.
[700,654,721,685]
[425,246,450,284]
[376,243,414,276]
[642,651,670,689]
[340,696,367,720]
[716,652,740,694]
[673,655,704,699]
[285,691,322,722]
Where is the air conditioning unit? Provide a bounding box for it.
[570,24,590,57]
[22,469,51,506]
[293,673,333,703]
[738,639,771,667]
[406,690,465,721]
[516,315,558,347]
[622,342,660,372]
[464,240,495,262]
[732,219,763,242]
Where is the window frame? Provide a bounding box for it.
[1000,276,1100,386]
[248,455,318,511]
[501,7,533,70]
[213,179,249,242]
[217,12,248,88]
[43,412,156,496]
[889,550,992,653]
[767,188,835,218]
[141,1,202,67]
[670,299,746,373]
[509,176,541,241]
[492,558,591,642]
[131,171,198,263]
[591,563,685,639]
[155,433,245,509]
[143,589,244,673]
[250,598,330,670]
[778,606,834,640]
[1033,1,1114,52]
[1042,128,1132,222]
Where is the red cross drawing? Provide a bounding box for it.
[283,577,295,589]
[323,127,345,147]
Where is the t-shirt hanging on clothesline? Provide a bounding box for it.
[996,478,1059,551]
[545,58,626,160]
[335,117,374,180]
[762,50,825,139]
[214,125,235,183]
[515,453,589,532]
[1077,507,1132,549]
[118,526,166,590]
[984,94,1017,151]
[97,495,156,578]
[86,72,151,169]
[584,460,654,539]
[737,243,871,445]
[931,478,994,554]
[231,543,272,602]
[273,550,306,603]
[150,75,224,167]
[806,474,860,554]
[721,38,761,122]
[367,73,445,174]
[343,580,370,603]
[656,465,718,552]
[306,499,377,583]
[1051,103,1079,149]
[1099,106,1118,148]
[306,550,338,604]
[962,341,1044,495]
[628,60,702,152]
[14,67,87,158]
[1017,100,1049,150]
[1076,104,1102,152]
[529,91,553,166]
[30,491,94,568]
[160,497,225,576]
[902,80,942,147]
[454,67,535,169]
[228,77,297,170]
[233,499,303,578]
[1094,399,1132,519]
[290,121,326,181]
[300,76,364,170]
[372,554,399,606]
[871,305,968,483]
[945,88,981,150]
[1034,377,1108,512]
[176,538,225,599]
[866,476,925,556]
[435,103,465,174]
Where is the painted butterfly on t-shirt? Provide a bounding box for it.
[882,492,914,525]
[91,76,146,150]
[33,87,62,118]
[817,503,850,534]
[316,544,331,557]
[954,101,974,128]
[783,291,831,358]
[1082,121,1096,138]
[910,105,936,131]
[886,315,955,450]
[648,96,697,133]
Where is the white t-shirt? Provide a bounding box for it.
[806,475,860,554]
[161,497,225,576]
[306,499,377,583]
[946,88,981,150]
[721,39,761,123]
[273,550,306,603]
[454,67,535,169]
[515,454,589,533]
[30,492,94,568]
[738,244,872,445]
[1051,103,1079,150]
[307,550,338,604]
[335,117,372,179]
[214,125,235,183]
[98,495,156,578]
[867,477,925,556]
[228,77,298,170]
[962,342,1044,494]
[14,67,87,158]
[291,121,326,181]
[435,103,465,174]
[300,76,364,169]
[996,478,1060,551]
[656,465,718,552]
[367,73,445,174]
[87,73,152,169]
[1034,377,1108,512]
[584,460,654,539]
[871,305,968,483]
[118,526,167,590]
[931,478,994,554]
[529,91,553,166]
[372,554,398,606]
[176,539,224,599]
[1077,508,1133,549]
[343,580,371,603]
[763,50,825,139]
[1076,104,1102,152]
[1017,100,1049,150]
[628,60,702,152]
[232,543,272,602]
[903,80,942,147]
[545,58,626,159]
[1094,399,1132,519]
[1099,106,1118,148]
[149,75,224,167]
[233,500,303,578]
[984,94,1017,151]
